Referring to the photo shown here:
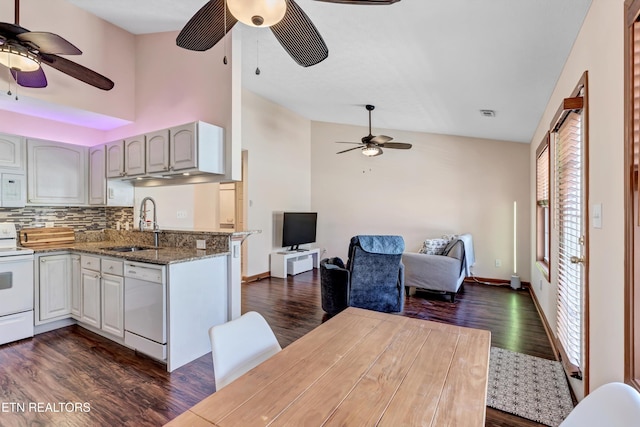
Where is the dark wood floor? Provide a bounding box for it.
[0,270,556,426]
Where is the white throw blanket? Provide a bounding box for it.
[458,234,475,276]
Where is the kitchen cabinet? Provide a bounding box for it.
[38,254,72,322]
[170,121,224,173]
[0,133,24,170]
[89,145,106,205]
[124,135,146,177]
[106,141,124,178]
[27,139,87,205]
[90,144,134,207]
[78,255,124,337]
[146,129,170,174]
[101,258,124,337]
[70,254,82,319]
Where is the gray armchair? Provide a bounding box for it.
[402,234,474,302]
[320,235,405,315]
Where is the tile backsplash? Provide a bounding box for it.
[0,206,134,232]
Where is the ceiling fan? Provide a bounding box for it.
[0,0,114,91]
[176,0,401,68]
[336,104,412,157]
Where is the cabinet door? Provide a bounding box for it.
[81,269,101,328]
[124,136,146,177]
[0,133,24,170]
[106,141,124,178]
[70,255,82,319]
[27,139,88,205]
[146,129,170,174]
[39,255,71,321]
[101,273,124,337]
[170,123,198,171]
[89,145,106,205]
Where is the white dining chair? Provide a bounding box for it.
[209,311,282,390]
[559,382,640,426]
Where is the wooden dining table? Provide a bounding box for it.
[166,307,491,427]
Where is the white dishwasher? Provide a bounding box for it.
[124,262,166,361]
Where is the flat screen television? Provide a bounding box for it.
[282,212,317,251]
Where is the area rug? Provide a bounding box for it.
[487,347,574,426]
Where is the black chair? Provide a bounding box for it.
[320,235,405,315]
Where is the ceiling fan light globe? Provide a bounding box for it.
[227,0,287,27]
[0,45,40,72]
[362,146,381,157]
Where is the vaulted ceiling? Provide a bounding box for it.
[69,0,592,143]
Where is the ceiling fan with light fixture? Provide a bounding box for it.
[176,0,401,67]
[336,105,412,157]
[0,0,114,91]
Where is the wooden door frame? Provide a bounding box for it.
[624,0,640,391]
[550,71,590,396]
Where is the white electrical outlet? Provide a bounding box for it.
[196,240,206,250]
[495,259,502,268]
[177,210,187,219]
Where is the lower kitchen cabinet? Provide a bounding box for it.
[80,268,101,328]
[38,254,72,323]
[101,273,124,337]
[78,255,124,338]
[70,255,82,318]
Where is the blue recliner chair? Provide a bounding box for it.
[321,235,405,315]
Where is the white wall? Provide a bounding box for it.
[241,90,312,277]
[528,0,624,397]
[310,121,530,280]
[134,183,221,231]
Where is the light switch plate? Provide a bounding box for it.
[593,203,602,229]
[196,240,206,250]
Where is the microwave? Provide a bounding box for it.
[0,173,26,208]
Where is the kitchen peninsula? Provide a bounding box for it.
[29,228,255,372]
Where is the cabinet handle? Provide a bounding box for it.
[108,266,113,270]
[40,259,45,263]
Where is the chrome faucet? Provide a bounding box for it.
[139,197,160,247]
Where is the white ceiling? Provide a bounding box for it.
[67,0,592,143]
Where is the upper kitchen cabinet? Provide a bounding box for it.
[124,136,146,177]
[27,139,87,205]
[89,146,106,205]
[171,122,224,174]
[89,145,134,207]
[146,129,170,174]
[106,141,124,178]
[0,133,24,171]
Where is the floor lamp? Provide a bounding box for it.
[510,201,522,290]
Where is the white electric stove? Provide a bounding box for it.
[0,223,35,346]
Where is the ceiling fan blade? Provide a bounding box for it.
[314,0,401,4]
[335,141,362,145]
[10,67,47,88]
[270,0,328,67]
[40,53,114,91]
[369,134,393,144]
[380,142,412,149]
[176,0,237,51]
[0,22,29,38]
[337,146,362,154]
[17,32,81,55]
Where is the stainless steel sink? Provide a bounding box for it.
[101,246,154,252]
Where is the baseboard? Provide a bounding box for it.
[527,284,560,361]
[242,272,271,283]
[463,276,531,287]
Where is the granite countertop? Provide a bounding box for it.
[31,242,229,266]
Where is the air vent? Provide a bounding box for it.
[480,110,496,117]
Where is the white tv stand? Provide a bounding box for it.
[270,248,321,278]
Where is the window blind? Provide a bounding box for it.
[537,145,549,206]
[555,110,583,374]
